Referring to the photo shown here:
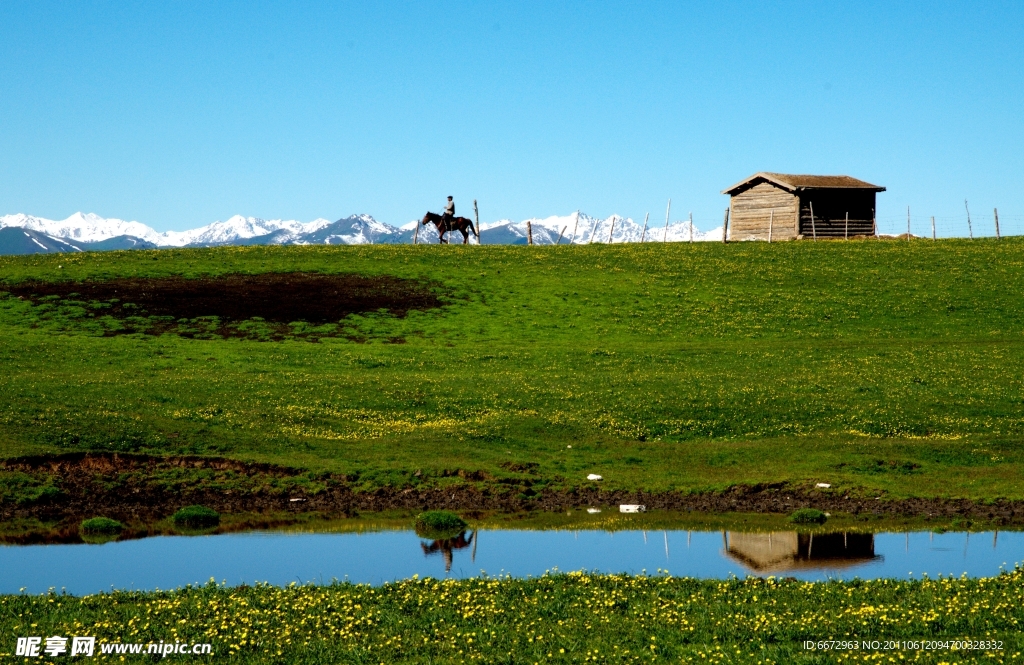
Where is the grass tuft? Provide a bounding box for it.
[414,510,467,539]
[79,517,124,534]
[789,508,827,524]
[171,505,220,528]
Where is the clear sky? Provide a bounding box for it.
[1,1,1021,232]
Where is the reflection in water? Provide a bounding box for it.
[725,531,879,574]
[421,530,476,572]
[0,528,1020,594]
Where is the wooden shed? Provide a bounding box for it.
[722,172,885,241]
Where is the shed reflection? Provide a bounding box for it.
[724,531,879,574]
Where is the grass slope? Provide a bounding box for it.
[1,239,1023,500]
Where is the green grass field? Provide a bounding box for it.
[2,239,1023,500]
[2,570,1021,663]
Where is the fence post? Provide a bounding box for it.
[689,212,693,243]
[907,206,911,241]
[965,200,973,239]
[931,216,936,241]
[663,199,672,242]
[722,207,730,243]
[844,212,849,240]
[995,208,1001,240]
[608,216,616,243]
[413,218,419,244]
[768,209,774,243]
[527,220,533,246]
[473,200,481,244]
[556,226,567,245]
[640,212,649,243]
[809,202,817,241]
[570,210,580,244]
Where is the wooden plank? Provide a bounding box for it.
[664,199,672,243]
[727,181,806,240]
[473,200,481,243]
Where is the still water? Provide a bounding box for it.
[1,529,1020,595]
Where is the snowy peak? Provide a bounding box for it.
[304,215,407,245]
[161,215,337,247]
[0,212,342,248]
[0,212,164,245]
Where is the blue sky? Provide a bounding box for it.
[1,1,1021,232]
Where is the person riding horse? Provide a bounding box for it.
[441,196,455,233]
[420,197,477,244]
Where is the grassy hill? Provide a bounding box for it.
[1,239,1023,503]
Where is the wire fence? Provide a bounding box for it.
[671,209,1024,242]
[875,210,1024,240]
[618,209,1024,243]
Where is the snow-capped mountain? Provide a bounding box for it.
[304,215,406,245]
[159,215,334,247]
[0,212,164,245]
[0,227,85,255]
[0,213,334,248]
[0,211,722,255]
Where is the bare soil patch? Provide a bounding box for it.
[4,272,442,340]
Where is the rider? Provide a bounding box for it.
[441,196,455,230]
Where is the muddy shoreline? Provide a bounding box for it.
[3,453,1023,529]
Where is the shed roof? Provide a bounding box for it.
[722,172,886,195]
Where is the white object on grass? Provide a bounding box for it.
[587,474,603,481]
[586,508,601,514]
[619,505,646,513]
[815,483,831,489]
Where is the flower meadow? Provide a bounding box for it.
[2,569,1023,663]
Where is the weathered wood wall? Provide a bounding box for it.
[798,191,876,238]
[729,182,799,240]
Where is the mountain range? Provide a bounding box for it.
[0,211,723,255]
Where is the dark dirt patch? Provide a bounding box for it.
[3,272,443,341]
[3,453,1024,543]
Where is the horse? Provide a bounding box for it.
[421,211,478,245]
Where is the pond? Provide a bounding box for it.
[1,528,1019,595]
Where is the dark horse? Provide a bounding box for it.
[421,211,478,244]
